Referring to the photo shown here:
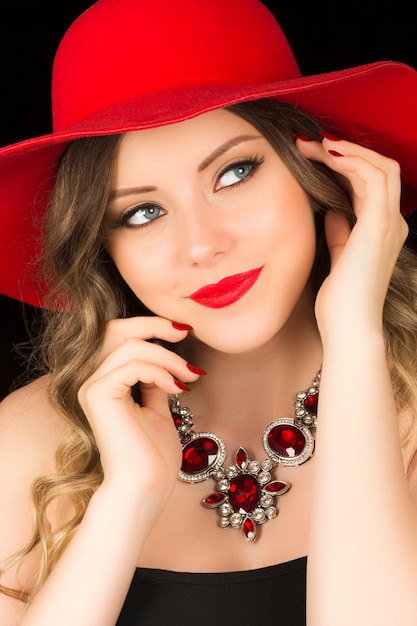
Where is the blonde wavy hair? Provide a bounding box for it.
[2,100,417,603]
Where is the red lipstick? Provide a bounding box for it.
[189,267,262,309]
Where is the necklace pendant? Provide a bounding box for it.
[202,446,289,542]
[262,380,319,467]
[169,370,320,544]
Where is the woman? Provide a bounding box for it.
[1,0,417,624]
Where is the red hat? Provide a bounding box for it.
[1,0,417,307]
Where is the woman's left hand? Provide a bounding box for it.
[296,136,409,338]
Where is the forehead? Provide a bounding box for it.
[116,108,261,160]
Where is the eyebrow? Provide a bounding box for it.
[109,185,157,201]
[197,134,261,172]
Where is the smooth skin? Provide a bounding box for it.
[0,109,416,625]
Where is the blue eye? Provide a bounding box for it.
[122,203,164,228]
[217,157,263,190]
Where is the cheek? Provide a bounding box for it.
[108,239,171,301]
[255,181,316,254]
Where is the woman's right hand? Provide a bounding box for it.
[77,316,201,513]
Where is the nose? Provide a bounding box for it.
[176,200,233,266]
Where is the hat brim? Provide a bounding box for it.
[1,60,417,306]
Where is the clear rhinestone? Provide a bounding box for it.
[218,517,230,528]
[260,494,273,507]
[213,468,225,480]
[252,508,266,523]
[258,471,271,484]
[248,461,261,474]
[261,459,273,471]
[230,513,242,528]
[219,503,233,516]
[265,506,277,519]
[225,466,238,478]
[217,479,230,492]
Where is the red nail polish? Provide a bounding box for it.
[294,131,312,141]
[172,322,193,331]
[328,149,344,157]
[174,379,191,392]
[187,363,207,376]
[320,131,340,141]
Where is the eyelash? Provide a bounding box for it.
[216,155,264,191]
[110,154,265,230]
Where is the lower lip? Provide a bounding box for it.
[189,267,262,309]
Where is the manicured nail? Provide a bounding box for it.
[328,149,344,157]
[187,363,207,376]
[294,131,312,141]
[172,322,193,331]
[174,379,191,392]
[320,131,340,141]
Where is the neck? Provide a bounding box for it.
[180,297,322,442]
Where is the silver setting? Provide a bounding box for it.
[262,417,315,467]
[178,431,226,483]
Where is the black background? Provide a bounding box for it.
[1,1,416,397]
[1,1,416,146]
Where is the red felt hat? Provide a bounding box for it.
[1,0,417,307]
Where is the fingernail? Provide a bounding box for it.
[294,131,312,141]
[328,149,344,157]
[187,363,207,376]
[172,322,193,331]
[174,379,191,392]
[320,131,340,141]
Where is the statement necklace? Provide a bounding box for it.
[169,370,320,543]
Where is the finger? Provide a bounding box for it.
[140,382,170,417]
[79,359,185,411]
[296,137,401,215]
[324,210,352,270]
[101,316,192,361]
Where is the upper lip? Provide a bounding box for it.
[189,267,262,301]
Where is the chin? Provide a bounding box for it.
[192,321,285,355]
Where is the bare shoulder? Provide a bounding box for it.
[0,374,68,457]
[0,375,69,600]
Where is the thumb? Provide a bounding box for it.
[324,210,352,270]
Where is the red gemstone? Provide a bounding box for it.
[242,517,257,542]
[181,437,219,473]
[235,447,249,469]
[202,493,226,507]
[264,480,288,494]
[304,393,318,414]
[229,474,260,514]
[172,414,182,428]
[268,424,306,458]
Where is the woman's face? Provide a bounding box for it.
[104,109,316,353]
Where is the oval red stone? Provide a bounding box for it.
[304,393,318,414]
[229,474,260,514]
[203,493,226,506]
[265,480,288,494]
[268,424,306,458]
[242,517,257,541]
[181,437,219,473]
[235,447,248,469]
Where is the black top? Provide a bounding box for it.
[116,556,306,625]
